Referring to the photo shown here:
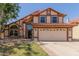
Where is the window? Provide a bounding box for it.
[9,25,19,37]
[27,25,32,30]
[10,30,13,36]
[39,16,46,23]
[9,30,18,36]
[14,30,18,36]
[51,16,58,23]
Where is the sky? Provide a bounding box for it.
[9,3,79,23]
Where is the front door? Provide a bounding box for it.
[28,30,32,39]
[26,24,32,39]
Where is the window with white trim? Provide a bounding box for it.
[39,16,46,23]
[51,16,58,23]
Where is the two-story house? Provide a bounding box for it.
[0,8,76,41]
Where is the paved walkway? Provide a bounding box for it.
[39,42,79,56]
[0,38,31,44]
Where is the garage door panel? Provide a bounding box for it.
[39,29,67,41]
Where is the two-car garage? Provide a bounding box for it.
[38,28,67,41]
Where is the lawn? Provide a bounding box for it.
[0,42,48,56]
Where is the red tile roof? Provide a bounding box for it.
[68,18,79,25]
[33,23,76,28]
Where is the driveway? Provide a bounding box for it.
[39,42,79,56]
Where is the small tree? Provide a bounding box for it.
[0,3,20,31]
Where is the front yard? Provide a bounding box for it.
[0,41,48,56]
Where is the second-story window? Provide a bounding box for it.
[51,16,58,23]
[39,16,46,23]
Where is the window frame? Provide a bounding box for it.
[51,16,58,23]
[39,16,47,23]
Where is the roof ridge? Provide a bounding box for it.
[8,7,65,25]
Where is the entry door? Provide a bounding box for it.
[26,24,32,39]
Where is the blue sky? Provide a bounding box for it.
[9,3,79,23]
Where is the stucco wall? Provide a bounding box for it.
[33,9,64,24]
[0,33,4,39]
[23,23,26,38]
[72,24,79,40]
[19,25,24,38]
[59,16,63,23]
[4,30,8,37]
[33,28,38,37]
[47,16,51,23]
[33,15,63,24]
[68,28,72,41]
[33,28,38,41]
[51,11,57,15]
[40,11,47,15]
[33,16,38,23]
[68,28,72,37]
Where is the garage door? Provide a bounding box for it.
[39,28,67,41]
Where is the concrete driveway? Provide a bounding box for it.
[39,42,79,56]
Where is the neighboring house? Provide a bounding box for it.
[0,8,76,41]
[69,19,79,40]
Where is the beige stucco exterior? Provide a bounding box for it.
[4,30,8,37]
[72,24,79,40]
[0,33,4,39]
[19,25,24,38]
[59,16,63,23]
[33,28,38,37]
[23,23,26,38]
[68,28,72,41]
[0,8,74,41]
[33,16,39,23]
[33,16,63,24]
[40,11,47,15]
[51,10,57,15]
[47,16,51,23]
